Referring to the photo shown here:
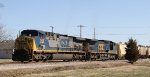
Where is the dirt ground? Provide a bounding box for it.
[0,59,150,77]
[0,59,13,64]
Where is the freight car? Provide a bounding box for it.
[138,45,150,58]
[117,42,126,59]
[12,30,119,62]
[117,43,150,59]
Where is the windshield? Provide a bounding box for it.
[21,30,38,36]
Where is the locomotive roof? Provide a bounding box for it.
[22,30,46,35]
[22,29,115,43]
[99,40,112,42]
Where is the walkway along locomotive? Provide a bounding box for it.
[12,30,120,62]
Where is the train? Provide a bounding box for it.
[12,29,150,62]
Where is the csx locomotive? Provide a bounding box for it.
[12,30,121,62]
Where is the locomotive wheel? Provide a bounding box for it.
[42,59,47,62]
[28,60,32,62]
[34,59,39,62]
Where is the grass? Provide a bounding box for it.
[23,63,150,77]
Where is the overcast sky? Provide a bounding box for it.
[0,0,150,45]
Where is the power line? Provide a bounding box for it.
[96,26,150,29]
[104,33,146,35]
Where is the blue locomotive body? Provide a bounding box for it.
[13,29,117,62]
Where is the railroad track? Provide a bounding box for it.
[0,59,82,65]
[0,59,118,65]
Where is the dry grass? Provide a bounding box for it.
[0,59,150,77]
[23,59,150,77]
[23,65,150,77]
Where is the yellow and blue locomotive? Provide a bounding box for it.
[12,30,118,62]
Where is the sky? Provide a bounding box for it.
[0,0,150,45]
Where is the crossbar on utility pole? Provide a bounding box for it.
[77,25,86,38]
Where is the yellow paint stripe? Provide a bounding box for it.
[33,49,85,53]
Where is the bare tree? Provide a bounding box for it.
[0,25,8,41]
[0,25,14,49]
[0,3,14,50]
[0,3,7,40]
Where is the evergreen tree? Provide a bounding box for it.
[125,38,139,64]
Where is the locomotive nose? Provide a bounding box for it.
[12,36,34,62]
[12,49,30,61]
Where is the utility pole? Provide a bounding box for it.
[94,28,96,39]
[50,26,54,33]
[77,25,86,38]
[50,26,54,39]
[93,27,98,39]
[19,30,21,36]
